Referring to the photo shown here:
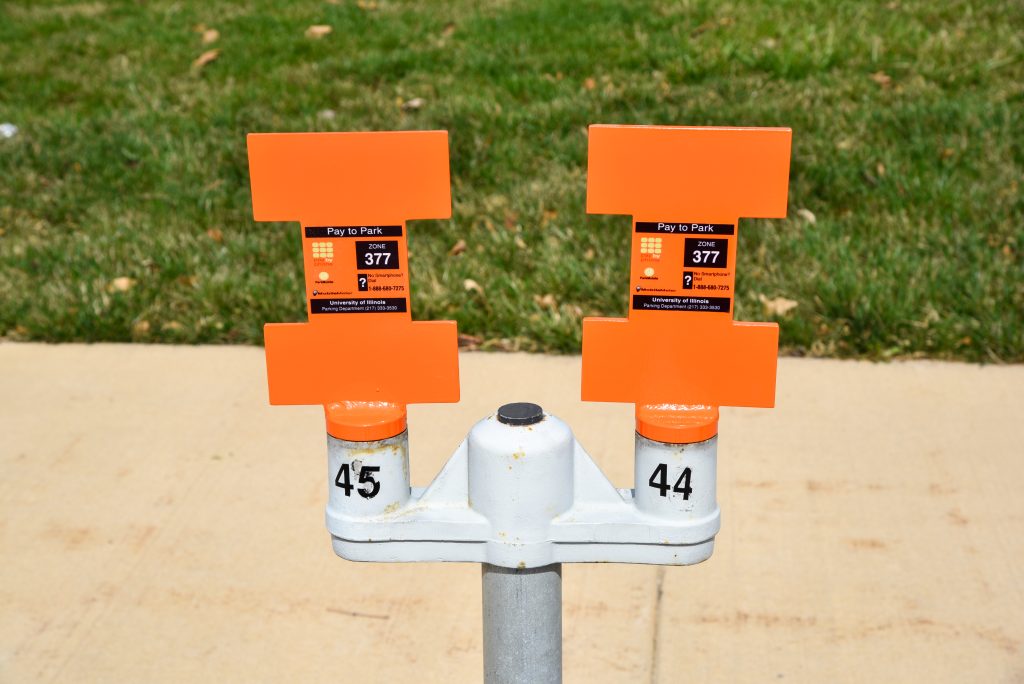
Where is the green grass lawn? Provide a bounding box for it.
[1,0,1021,360]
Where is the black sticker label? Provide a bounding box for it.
[305,225,403,238]
[356,274,369,291]
[355,240,400,270]
[636,222,734,235]
[310,298,407,314]
[682,271,695,289]
[683,237,729,269]
[632,295,731,313]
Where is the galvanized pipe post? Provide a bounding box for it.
[482,563,562,684]
[480,402,564,684]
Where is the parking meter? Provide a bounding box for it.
[248,131,460,529]
[583,124,792,562]
[246,125,792,684]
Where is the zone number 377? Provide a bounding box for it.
[683,237,728,269]
[355,240,399,270]
[363,251,391,266]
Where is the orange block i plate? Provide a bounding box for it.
[582,125,793,443]
[247,131,460,441]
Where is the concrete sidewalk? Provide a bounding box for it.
[1,343,1022,682]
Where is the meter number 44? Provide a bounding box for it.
[648,464,693,499]
[334,463,381,499]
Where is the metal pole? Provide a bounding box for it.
[482,563,562,684]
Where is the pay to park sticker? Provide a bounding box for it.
[630,221,736,314]
[302,225,410,315]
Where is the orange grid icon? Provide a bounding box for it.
[311,241,334,260]
[639,236,662,258]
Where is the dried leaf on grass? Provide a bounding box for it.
[870,71,892,88]
[192,49,220,70]
[206,228,224,243]
[483,338,517,352]
[401,97,424,111]
[109,276,136,292]
[533,293,557,310]
[448,239,467,256]
[796,208,816,224]
[305,25,332,39]
[202,28,219,44]
[691,16,734,37]
[463,278,483,294]
[457,333,483,349]
[758,294,799,317]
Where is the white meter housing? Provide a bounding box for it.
[327,403,719,568]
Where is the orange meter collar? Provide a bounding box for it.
[582,125,792,443]
[247,131,459,441]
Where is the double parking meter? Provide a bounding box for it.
[247,124,792,681]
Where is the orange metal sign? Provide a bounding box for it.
[247,131,459,440]
[582,125,792,442]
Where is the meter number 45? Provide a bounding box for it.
[334,463,381,499]
[648,464,692,499]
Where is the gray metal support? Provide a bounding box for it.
[482,563,562,684]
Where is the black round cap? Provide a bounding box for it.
[497,402,544,426]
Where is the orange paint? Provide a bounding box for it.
[582,125,793,443]
[247,131,459,441]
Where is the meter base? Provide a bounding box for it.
[331,537,715,567]
[325,414,720,568]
